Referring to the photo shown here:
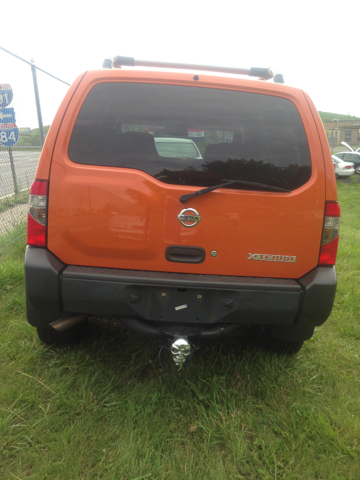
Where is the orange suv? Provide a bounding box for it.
[25,56,339,366]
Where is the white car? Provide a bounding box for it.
[154,137,203,159]
[335,142,360,173]
[332,155,355,178]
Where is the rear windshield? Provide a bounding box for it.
[155,140,201,159]
[69,82,311,191]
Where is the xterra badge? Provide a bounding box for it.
[178,208,201,228]
[248,253,296,263]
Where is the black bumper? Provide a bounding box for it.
[25,246,337,334]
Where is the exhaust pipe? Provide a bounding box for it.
[50,314,87,332]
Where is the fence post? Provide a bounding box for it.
[8,147,19,195]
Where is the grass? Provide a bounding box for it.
[0,190,30,214]
[1,181,360,479]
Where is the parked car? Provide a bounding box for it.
[154,137,203,159]
[340,141,360,153]
[25,56,339,367]
[332,155,355,177]
[333,152,360,174]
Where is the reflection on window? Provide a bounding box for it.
[154,139,202,159]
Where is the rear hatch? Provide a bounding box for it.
[47,71,326,279]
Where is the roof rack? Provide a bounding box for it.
[102,56,285,84]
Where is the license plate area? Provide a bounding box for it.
[152,287,213,323]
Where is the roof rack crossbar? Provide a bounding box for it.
[109,56,284,83]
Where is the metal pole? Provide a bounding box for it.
[8,147,19,195]
[30,59,45,147]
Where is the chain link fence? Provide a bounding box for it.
[0,145,41,235]
[0,49,69,251]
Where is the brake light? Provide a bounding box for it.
[27,180,48,246]
[318,202,340,266]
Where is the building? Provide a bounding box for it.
[323,119,360,147]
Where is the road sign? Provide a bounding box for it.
[0,84,13,108]
[0,108,16,123]
[0,122,19,147]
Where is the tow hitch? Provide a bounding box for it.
[118,317,243,372]
[158,337,193,372]
[171,338,191,366]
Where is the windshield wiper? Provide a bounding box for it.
[179,180,291,203]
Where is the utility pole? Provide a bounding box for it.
[30,59,45,146]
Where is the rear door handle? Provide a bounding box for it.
[165,245,205,264]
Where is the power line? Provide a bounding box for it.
[0,46,70,86]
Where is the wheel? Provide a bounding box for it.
[335,173,339,179]
[355,166,360,174]
[251,325,303,354]
[37,320,88,345]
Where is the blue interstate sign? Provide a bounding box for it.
[0,85,13,108]
[0,108,16,123]
[0,123,19,147]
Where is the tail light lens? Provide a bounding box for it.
[27,180,48,246]
[319,202,340,266]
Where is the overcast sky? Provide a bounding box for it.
[2,0,359,129]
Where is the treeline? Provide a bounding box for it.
[16,125,50,146]
[318,112,360,122]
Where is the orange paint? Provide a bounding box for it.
[35,69,336,279]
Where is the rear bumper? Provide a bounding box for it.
[25,246,337,332]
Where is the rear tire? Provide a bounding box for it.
[355,166,360,174]
[37,321,88,345]
[251,325,303,354]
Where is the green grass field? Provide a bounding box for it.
[1,179,360,479]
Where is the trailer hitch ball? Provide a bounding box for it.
[171,338,191,366]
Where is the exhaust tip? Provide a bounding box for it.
[50,314,87,332]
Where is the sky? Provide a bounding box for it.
[1,0,359,129]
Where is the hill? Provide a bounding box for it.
[15,125,50,147]
[318,112,360,122]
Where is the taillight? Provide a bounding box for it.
[27,180,48,246]
[319,202,340,266]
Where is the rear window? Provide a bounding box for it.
[155,140,201,159]
[69,83,311,191]
[342,153,358,162]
